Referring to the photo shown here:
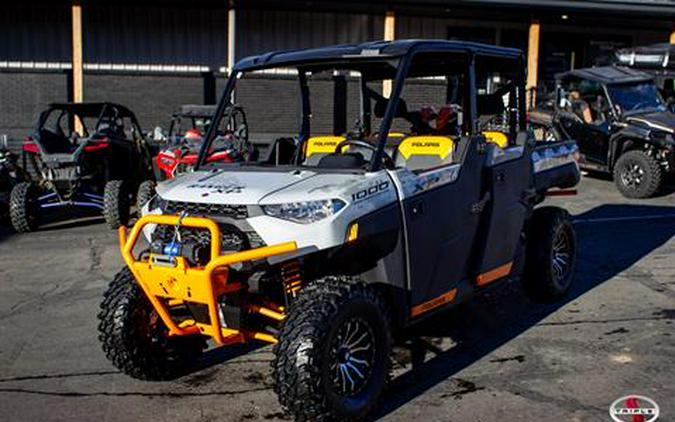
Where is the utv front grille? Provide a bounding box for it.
[152,225,245,253]
[45,166,79,181]
[165,201,248,220]
[152,224,265,253]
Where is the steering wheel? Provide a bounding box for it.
[222,105,252,161]
[335,139,395,169]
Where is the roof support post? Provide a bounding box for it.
[71,0,83,133]
[383,10,395,98]
[526,19,540,108]
[227,1,236,74]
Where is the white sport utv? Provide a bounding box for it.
[98,40,580,421]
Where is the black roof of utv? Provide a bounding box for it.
[234,39,523,72]
[47,102,137,119]
[557,66,653,85]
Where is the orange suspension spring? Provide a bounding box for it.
[281,261,303,298]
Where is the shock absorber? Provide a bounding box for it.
[281,260,303,299]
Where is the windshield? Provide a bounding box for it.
[606,82,666,115]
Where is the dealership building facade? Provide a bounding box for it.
[1,0,673,142]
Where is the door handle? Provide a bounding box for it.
[471,191,491,214]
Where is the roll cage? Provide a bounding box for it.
[554,68,665,120]
[167,105,217,141]
[37,102,144,141]
[196,40,526,172]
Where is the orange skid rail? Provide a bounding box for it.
[118,214,297,345]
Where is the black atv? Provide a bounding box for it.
[11,102,157,232]
[531,66,674,198]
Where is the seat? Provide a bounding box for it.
[481,131,509,148]
[303,136,347,166]
[394,136,454,172]
[37,130,77,154]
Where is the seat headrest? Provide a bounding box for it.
[305,136,347,157]
[397,136,454,160]
[482,131,509,148]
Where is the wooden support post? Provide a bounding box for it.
[71,0,84,133]
[227,3,236,73]
[383,10,395,98]
[526,19,540,108]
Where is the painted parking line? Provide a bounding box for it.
[573,214,675,224]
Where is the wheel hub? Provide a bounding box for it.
[551,228,572,287]
[621,163,644,188]
[329,317,375,397]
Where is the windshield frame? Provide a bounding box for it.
[195,55,413,172]
[195,46,519,172]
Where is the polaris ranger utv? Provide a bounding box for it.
[11,103,156,231]
[98,40,580,421]
[530,66,674,198]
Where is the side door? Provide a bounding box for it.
[557,78,609,166]
[576,121,609,165]
[390,135,487,312]
[472,56,534,284]
[556,111,606,163]
[474,133,531,284]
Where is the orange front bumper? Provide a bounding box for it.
[119,214,296,345]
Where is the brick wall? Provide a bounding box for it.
[0,72,69,145]
[84,74,206,133]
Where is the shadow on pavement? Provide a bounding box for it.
[374,203,675,419]
[0,208,105,243]
[38,215,105,231]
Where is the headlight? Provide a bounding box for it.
[262,199,345,224]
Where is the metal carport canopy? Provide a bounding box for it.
[239,0,675,16]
